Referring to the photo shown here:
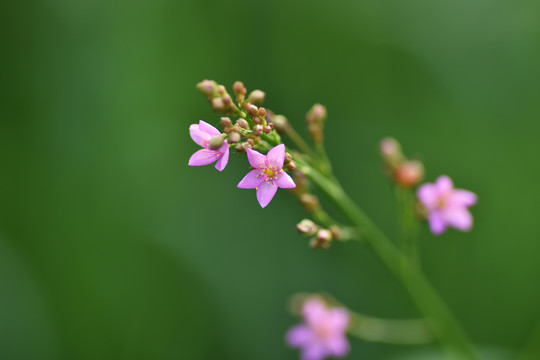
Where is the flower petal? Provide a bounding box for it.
[188,149,220,166]
[301,342,328,360]
[428,212,447,235]
[436,175,454,194]
[198,120,221,137]
[327,308,349,332]
[256,181,278,208]
[214,144,229,171]
[286,325,313,348]
[189,124,211,147]
[267,144,285,169]
[417,183,438,209]
[449,190,477,207]
[246,148,267,169]
[238,169,263,189]
[326,336,350,357]
[276,172,296,189]
[443,208,473,232]
[303,298,327,327]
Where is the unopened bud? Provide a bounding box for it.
[220,117,232,129]
[270,114,290,133]
[287,160,297,171]
[394,160,424,187]
[244,103,258,117]
[222,94,232,105]
[247,90,266,105]
[296,219,318,235]
[263,126,272,134]
[228,132,241,144]
[253,117,261,124]
[235,143,245,152]
[284,152,293,163]
[217,85,226,95]
[306,104,327,124]
[196,79,217,97]
[211,98,225,112]
[379,137,402,160]
[233,81,247,95]
[300,194,320,212]
[258,107,266,117]
[253,125,263,136]
[329,225,342,241]
[208,136,225,150]
[310,229,332,249]
[237,118,249,130]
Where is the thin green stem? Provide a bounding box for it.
[300,163,479,360]
[285,127,319,162]
[396,186,421,267]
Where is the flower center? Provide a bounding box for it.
[265,168,275,178]
[314,324,332,340]
[436,195,448,209]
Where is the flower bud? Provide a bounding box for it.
[220,117,233,129]
[300,194,320,212]
[296,219,318,236]
[233,81,247,95]
[287,160,297,171]
[310,229,332,249]
[258,107,267,118]
[306,104,327,124]
[379,137,402,161]
[329,225,342,241]
[217,85,226,95]
[394,160,424,187]
[237,118,249,130]
[208,135,225,150]
[253,117,261,124]
[222,94,232,105]
[263,126,272,134]
[235,143,245,152]
[253,124,263,136]
[269,114,289,133]
[243,103,259,117]
[196,79,217,97]
[228,132,241,144]
[211,98,225,112]
[247,90,266,105]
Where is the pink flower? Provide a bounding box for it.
[188,120,229,171]
[286,298,350,360]
[417,175,478,235]
[237,144,296,208]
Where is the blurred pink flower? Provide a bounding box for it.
[237,144,296,208]
[417,175,478,235]
[286,298,350,360]
[188,120,229,171]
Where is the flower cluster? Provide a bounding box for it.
[286,297,350,360]
[188,80,296,207]
[379,137,477,235]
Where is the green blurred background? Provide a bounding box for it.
[2,0,540,359]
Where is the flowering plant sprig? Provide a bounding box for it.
[188,80,480,360]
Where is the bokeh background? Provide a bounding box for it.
[2,0,540,359]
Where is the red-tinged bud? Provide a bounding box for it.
[253,117,261,124]
[228,132,241,144]
[394,160,424,187]
[258,107,267,118]
[284,152,293,163]
[233,81,246,95]
[296,219,318,236]
[306,104,327,124]
[247,104,258,117]
[247,90,266,105]
[220,117,232,129]
[253,124,263,136]
[247,138,255,146]
[267,123,274,130]
[263,125,272,134]
[211,98,225,112]
[287,160,297,171]
[217,85,226,95]
[235,143,245,152]
[222,94,232,105]
[196,79,217,97]
[310,229,332,249]
[237,118,249,130]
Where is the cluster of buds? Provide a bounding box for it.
[379,137,424,188]
[296,219,341,249]
[306,104,327,145]
[196,80,281,154]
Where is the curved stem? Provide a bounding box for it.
[300,164,479,360]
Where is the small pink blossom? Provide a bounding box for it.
[237,144,296,208]
[417,175,478,235]
[286,298,350,360]
[188,120,229,171]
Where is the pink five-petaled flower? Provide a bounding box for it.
[237,144,296,208]
[188,120,229,171]
[417,175,478,235]
[286,297,350,360]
